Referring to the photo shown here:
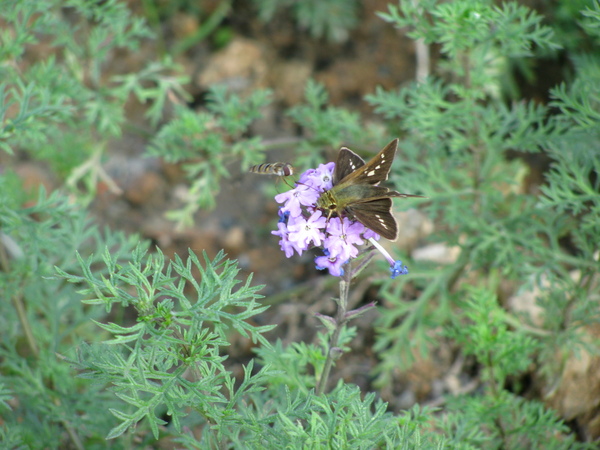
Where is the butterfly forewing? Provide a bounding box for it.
[336,138,398,187]
[335,184,421,202]
[386,191,425,199]
[334,148,365,184]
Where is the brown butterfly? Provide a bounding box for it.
[316,139,423,241]
[248,162,294,177]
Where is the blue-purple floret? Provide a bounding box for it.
[390,260,409,279]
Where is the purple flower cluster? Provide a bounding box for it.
[271,162,409,278]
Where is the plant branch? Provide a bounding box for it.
[316,263,352,395]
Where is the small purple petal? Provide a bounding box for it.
[274,185,319,217]
[299,162,334,191]
[363,228,380,240]
[287,210,327,248]
[315,252,347,277]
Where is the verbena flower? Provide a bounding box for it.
[272,161,410,278]
[367,238,409,279]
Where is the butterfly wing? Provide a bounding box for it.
[346,197,398,240]
[334,148,365,184]
[335,185,424,204]
[339,185,424,240]
[337,139,399,187]
[386,191,425,199]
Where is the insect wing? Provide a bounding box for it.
[334,148,365,184]
[346,197,398,240]
[337,139,399,187]
[386,191,426,199]
[333,185,423,205]
[332,185,392,205]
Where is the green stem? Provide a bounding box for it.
[0,239,39,358]
[172,1,232,55]
[316,263,351,395]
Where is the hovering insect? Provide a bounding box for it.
[248,162,295,177]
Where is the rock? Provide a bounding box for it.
[196,38,268,94]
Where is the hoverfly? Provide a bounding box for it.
[248,162,295,177]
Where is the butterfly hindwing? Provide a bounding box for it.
[346,197,397,240]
